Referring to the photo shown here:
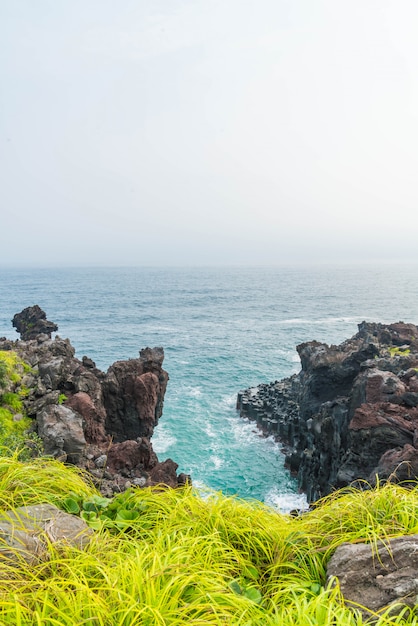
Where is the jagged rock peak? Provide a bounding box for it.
[139,347,165,368]
[12,305,58,340]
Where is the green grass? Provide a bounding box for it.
[388,346,411,357]
[0,455,418,624]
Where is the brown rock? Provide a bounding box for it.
[371,444,418,483]
[103,352,168,442]
[149,458,180,488]
[66,391,107,445]
[350,402,418,432]
[107,439,158,474]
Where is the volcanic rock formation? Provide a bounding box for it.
[1,306,188,495]
[237,322,418,502]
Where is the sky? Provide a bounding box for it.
[1,0,418,267]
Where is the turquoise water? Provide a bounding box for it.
[1,264,418,511]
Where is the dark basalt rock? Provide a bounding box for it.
[237,321,418,502]
[102,354,168,442]
[12,305,58,340]
[1,306,187,494]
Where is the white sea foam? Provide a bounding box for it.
[228,417,259,444]
[278,316,362,326]
[220,393,237,408]
[204,423,217,438]
[210,455,224,470]
[151,424,177,454]
[264,486,308,514]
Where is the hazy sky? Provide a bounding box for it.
[1,1,418,266]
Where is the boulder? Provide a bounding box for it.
[149,458,182,488]
[370,444,418,484]
[106,438,158,475]
[37,404,87,462]
[65,391,107,445]
[0,503,93,565]
[327,535,418,617]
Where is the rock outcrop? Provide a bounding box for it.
[237,322,418,502]
[1,306,187,495]
[102,347,168,441]
[12,304,58,340]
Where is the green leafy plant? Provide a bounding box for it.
[229,566,263,605]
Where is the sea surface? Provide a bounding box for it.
[1,264,418,512]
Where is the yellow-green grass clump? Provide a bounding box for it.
[1,455,418,624]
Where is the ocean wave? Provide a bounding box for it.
[210,455,224,470]
[277,316,363,326]
[151,425,177,454]
[264,486,308,514]
[204,423,217,438]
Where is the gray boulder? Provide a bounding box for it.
[37,405,86,462]
[0,504,93,565]
[327,534,418,618]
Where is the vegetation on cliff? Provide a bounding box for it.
[0,351,41,457]
[1,454,418,624]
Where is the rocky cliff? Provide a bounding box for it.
[0,306,188,495]
[237,322,418,502]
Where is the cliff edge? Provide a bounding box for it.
[0,305,188,494]
[237,322,418,502]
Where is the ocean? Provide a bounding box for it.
[1,264,417,512]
